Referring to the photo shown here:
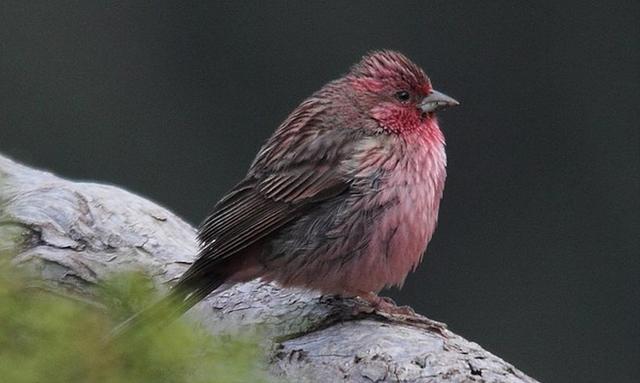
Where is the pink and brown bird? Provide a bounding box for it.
[114,50,459,335]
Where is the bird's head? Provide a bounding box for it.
[347,50,459,135]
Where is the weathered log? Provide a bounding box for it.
[0,154,538,383]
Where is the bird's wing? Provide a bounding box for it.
[182,127,362,281]
[196,168,348,259]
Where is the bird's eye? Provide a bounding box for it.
[394,90,411,102]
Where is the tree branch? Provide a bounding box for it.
[0,154,538,383]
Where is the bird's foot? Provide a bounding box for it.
[356,292,448,336]
[361,293,416,316]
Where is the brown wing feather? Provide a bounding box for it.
[182,165,349,282]
[181,101,364,283]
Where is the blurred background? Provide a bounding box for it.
[0,1,637,382]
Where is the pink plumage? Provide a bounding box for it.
[260,120,447,295]
[113,51,459,336]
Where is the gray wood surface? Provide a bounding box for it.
[0,154,539,383]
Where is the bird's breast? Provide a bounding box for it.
[362,133,447,290]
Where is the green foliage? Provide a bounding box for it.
[0,222,30,258]
[0,268,272,383]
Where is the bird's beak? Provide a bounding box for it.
[419,90,460,113]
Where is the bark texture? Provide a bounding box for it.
[0,153,539,383]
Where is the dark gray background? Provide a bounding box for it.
[1,1,637,382]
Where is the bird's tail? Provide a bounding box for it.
[109,275,224,341]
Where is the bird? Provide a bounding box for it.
[112,50,459,337]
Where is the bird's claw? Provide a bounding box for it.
[355,293,448,336]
